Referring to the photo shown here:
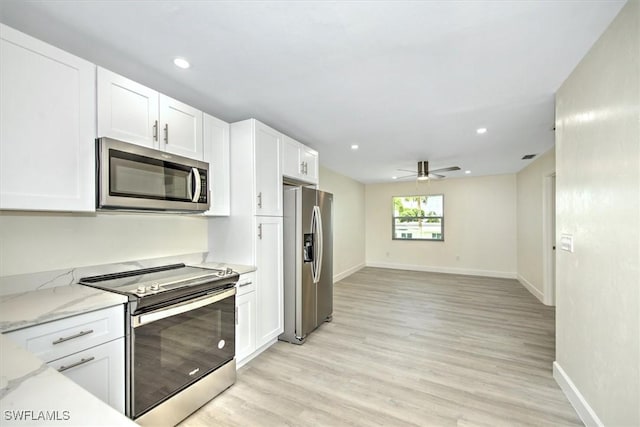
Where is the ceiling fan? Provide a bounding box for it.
[397,161,461,181]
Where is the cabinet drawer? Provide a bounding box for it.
[236,272,256,296]
[6,305,124,363]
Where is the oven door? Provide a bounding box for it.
[130,287,236,418]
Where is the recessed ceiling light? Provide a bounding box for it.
[392,176,398,180]
[173,57,190,69]
[465,170,471,174]
[350,144,359,150]
[476,127,487,134]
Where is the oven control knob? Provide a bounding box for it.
[136,285,147,294]
[150,283,160,291]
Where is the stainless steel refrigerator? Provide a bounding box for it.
[280,185,333,344]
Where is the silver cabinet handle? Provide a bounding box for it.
[58,356,95,372]
[258,223,263,240]
[257,192,262,209]
[164,123,169,144]
[300,161,305,174]
[153,120,158,141]
[52,329,94,345]
[304,162,308,175]
[238,281,252,287]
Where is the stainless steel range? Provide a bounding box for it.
[80,263,238,426]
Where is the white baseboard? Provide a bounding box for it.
[517,274,544,303]
[333,262,365,283]
[365,262,517,279]
[553,362,604,427]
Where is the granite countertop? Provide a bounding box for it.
[0,284,128,334]
[0,334,136,426]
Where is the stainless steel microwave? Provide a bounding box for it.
[96,137,209,212]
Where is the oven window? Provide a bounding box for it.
[132,294,235,417]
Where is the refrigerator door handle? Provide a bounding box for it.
[313,205,323,283]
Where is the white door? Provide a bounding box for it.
[203,113,230,216]
[235,291,256,363]
[47,338,125,413]
[301,146,319,184]
[159,95,203,159]
[0,24,95,212]
[97,67,160,149]
[255,216,284,347]
[254,121,282,216]
[282,135,302,179]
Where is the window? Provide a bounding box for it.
[392,195,444,241]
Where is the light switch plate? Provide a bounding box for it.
[560,234,574,253]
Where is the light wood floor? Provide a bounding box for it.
[180,267,582,426]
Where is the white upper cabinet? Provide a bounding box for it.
[97,67,203,160]
[230,119,282,217]
[203,113,230,216]
[0,24,96,212]
[97,67,159,149]
[282,135,319,185]
[159,95,203,158]
[254,121,283,216]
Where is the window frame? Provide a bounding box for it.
[391,194,445,241]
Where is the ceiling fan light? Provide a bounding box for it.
[417,175,429,181]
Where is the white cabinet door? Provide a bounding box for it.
[282,135,302,180]
[203,113,230,216]
[254,121,282,216]
[255,216,284,347]
[301,146,319,184]
[235,291,256,364]
[281,134,319,185]
[0,24,95,212]
[159,95,203,159]
[47,337,125,413]
[97,67,160,149]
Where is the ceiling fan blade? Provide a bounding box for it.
[395,174,416,179]
[428,173,445,179]
[396,169,417,173]
[429,166,461,174]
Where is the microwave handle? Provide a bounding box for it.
[190,167,201,202]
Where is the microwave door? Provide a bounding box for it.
[97,137,209,211]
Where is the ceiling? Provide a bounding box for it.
[0,1,626,183]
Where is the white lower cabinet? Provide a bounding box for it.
[47,337,125,412]
[255,216,284,347]
[235,291,256,364]
[5,305,125,413]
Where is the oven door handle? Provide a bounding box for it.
[132,287,236,328]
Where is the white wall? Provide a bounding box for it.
[516,148,555,303]
[554,1,639,425]
[365,174,517,278]
[0,211,208,276]
[319,166,366,281]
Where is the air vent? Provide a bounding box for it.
[522,154,537,160]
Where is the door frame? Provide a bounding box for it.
[542,173,556,306]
